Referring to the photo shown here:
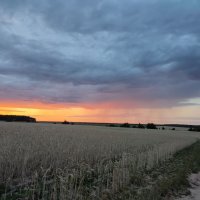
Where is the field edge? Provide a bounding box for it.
[113,140,200,200]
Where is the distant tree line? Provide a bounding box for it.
[120,123,158,129]
[0,115,36,122]
[59,121,179,131]
[188,126,200,132]
[163,124,192,128]
[110,123,158,129]
[109,123,177,131]
[62,120,74,125]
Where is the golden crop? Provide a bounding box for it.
[0,122,199,199]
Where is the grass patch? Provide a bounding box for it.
[116,140,200,200]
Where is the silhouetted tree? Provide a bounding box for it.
[188,126,200,132]
[62,120,70,124]
[146,123,157,129]
[109,124,117,127]
[0,115,36,122]
[138,123,145,129]
[120,123,130,128]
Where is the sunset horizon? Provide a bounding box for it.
[0,99,199,124]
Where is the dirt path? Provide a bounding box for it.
[176,172,200,200]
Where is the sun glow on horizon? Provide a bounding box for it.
[0,100,200,124]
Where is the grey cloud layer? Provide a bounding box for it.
[0,0,200,107]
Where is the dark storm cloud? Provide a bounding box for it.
[0,0,200,107]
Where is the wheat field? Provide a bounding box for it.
[0,122,199,199]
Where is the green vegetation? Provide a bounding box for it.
[117,140,200,200]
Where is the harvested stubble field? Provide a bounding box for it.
[0,122,199,200]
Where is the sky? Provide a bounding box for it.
[0,0,200,124]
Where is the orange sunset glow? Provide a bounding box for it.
[1,99,200,124]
